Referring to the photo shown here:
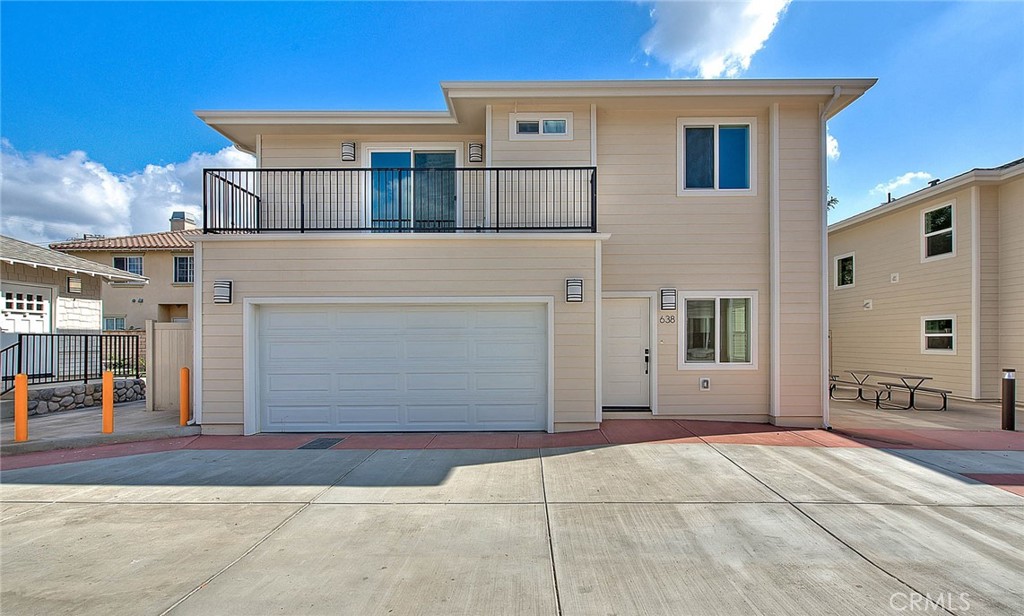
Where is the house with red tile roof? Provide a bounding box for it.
[50,212,198,330]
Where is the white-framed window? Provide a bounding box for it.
[834,252,855,289]
[677,117,757,196]
[173,255,194,284]
[509,112,573,141]
[113,255,144,276]
[4,291,47,314]
[678,292,758,369]
[103,316,126,331]
[922,315,955,354]
[921,202,955,261]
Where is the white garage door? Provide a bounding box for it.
[258,303,548,432]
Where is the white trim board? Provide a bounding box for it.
[242,295,557,435]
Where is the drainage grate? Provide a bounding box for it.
[298,437,345,450]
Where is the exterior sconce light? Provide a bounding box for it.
[565,278,584,303]
[213,280,233,304]
[468,143,484,163]
[660,288,677,311]
[340,142,357,162]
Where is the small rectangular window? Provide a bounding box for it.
[103,316,126,331]
[67,277,82,294]
[173,256,194,284]
[542,119,566,134]
[681,295,755,367]
[684,127,714,189]
[113,255,143,276]
[718,125,750,190]
[922,203,954,260]
[516,120,540,135]
[509,113,573,140]
[834,253,855,288]
[922,316,955,353]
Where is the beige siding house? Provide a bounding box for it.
[194,78,874,435]
[828,158,1024,400]
[50,213,198,331]
[1,235,146,349]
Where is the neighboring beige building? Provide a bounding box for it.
[1,235,146,350]
[193,78,874,435]
[50,213,198,331]
[828,158,1024,400]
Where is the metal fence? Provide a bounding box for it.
[0,333,142,394]
[203,167,598,233]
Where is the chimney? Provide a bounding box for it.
[170,211,197,231]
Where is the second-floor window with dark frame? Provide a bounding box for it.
[113,255,143,276]
[835,253,854,288]
[174,255,194,284]
[678,117,756,194]
[922,203,954,260]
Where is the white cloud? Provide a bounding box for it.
[826,133,840,161]
[642,0,791,78]
[0,140,253,245]
[871,171,934,196]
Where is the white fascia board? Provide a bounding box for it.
[441,78,876,99]
[194,110,457,126]
[1,257,147,283]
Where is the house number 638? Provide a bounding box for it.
[659,315,676,324]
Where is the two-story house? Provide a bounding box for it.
[828,157,1024,401]
[193,78,874,435]
[51,212,198,331]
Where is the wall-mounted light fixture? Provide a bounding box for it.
[565,278,584,303]
[340,142,357,162]
[468,143,484,163]
[213,280,233,304]
[660,288,677,311]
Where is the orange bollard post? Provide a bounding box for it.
[102,371,114,434]
[14,374,28,442]
[180,367,190,426]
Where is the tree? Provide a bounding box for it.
[826,186,838,210]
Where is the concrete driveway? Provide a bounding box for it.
[2,441,1022,615]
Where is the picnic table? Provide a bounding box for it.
[839,369,949,411]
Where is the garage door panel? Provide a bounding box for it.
[259,303,547,432]
[406,373,471,391]
[337,373,401,392]
[406,405,471,424]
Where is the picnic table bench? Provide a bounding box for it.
[830,369,949,411]
[877,382,952,411]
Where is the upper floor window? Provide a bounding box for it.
[173,255,194,284]
[834,253,855,289]
[677,117,757,195]
[922,203,954,261]
[509,112,573,141]
[113,255,143,276]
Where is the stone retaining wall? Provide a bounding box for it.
[26,379,146,416]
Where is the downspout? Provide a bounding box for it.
[819,85,841,429]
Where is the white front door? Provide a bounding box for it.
[603,297,651,408]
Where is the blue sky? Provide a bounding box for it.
[1,1,1022,243]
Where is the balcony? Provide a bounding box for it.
[203,167,597,234]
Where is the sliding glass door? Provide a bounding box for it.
[370,150,456,230]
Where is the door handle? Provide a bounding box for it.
[644,348,650,375]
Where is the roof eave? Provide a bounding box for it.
[1,257,149,283]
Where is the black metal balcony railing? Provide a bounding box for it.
[203,167,597,233]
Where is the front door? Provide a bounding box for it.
[603,297,651,408]
[370,150,457,230]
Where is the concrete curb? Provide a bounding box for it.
[1,425,201,456]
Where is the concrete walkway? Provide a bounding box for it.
[0,401,199,455]
[1,432,1021,614]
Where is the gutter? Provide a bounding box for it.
[819,85,841,430]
